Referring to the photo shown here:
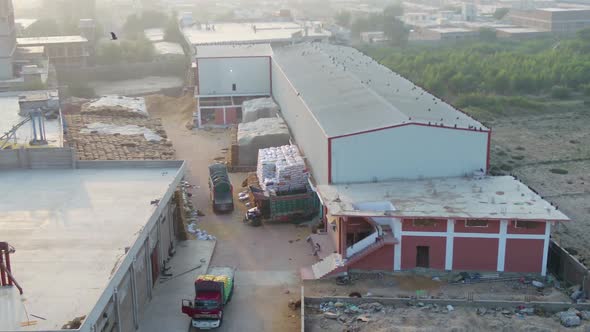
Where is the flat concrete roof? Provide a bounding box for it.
[16,46,45,55]
[196,44,273,58]
[272,43,484,137]
[496,27,546,33]
[144,28,165,42]
[14,19,38,30]
[0,91,62,148]
[0,165,183,331]
[539,7,590,12]
[318,176,569,221]
[17,36,88,46]
[154,41,184,56]
[183,22,330,45]
[429,27,475,33]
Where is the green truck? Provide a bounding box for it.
[245,185,320,224]
[208,164,234,213]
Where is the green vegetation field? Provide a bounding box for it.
[360,29,590,115]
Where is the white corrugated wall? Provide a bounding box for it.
[271,58,329,184]
[331,125,488,183]
[198,57,271,95]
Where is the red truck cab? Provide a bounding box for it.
[181,267,234,330]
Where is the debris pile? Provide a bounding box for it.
[180,180,215,241]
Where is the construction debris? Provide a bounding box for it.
[558,309,582,327]
[61,315,86,329]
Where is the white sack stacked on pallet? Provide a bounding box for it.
[256,145,308,192]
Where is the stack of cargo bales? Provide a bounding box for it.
[256,145,308,192]
[196,274,233,302]
[242,97,280,123]
[237,117,290,166]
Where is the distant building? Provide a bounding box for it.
[182,21,331,48]
[410,27,479,42]
[360,31,389,44]
[0,0,50,89]
[0,0,16,80]
[508,7,590,33]
[14,18,37,37]
[17,36,89,67]
[496,26,550,38]
[462,2,477,21]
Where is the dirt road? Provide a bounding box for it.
[147,95,316,332]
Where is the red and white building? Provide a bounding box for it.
[188,41,571,278]
[303,176,569,279]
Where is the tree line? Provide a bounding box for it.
[361,29,590,100]
[335,4,409,46]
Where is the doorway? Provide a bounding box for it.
[416,246,430,268]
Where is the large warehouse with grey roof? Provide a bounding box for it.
[189,41,569,278]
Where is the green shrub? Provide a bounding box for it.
[551,85,571,99]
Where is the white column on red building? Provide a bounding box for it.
[497,220,508,272]
[445,219,454,270]
[393,218,402,271]
[541,222,552,276]
[223,107,227,125]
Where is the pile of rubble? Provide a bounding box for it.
[319,301,385,326]
[64,96,175,160]
[180,180,215,241]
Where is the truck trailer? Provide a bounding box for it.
[181,266,235,329]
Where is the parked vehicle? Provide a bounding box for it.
[181,266,235,330]
[247,185,319,223]
[208,163,234,213]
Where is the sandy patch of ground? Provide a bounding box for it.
[305,274,569,303]
[469,101,590,264]
[305,302,589,332]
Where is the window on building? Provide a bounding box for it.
[413,219,438,227]
[232,83,236,91]
[465,220,488,227]
[515,221,540,229]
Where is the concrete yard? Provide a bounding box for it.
[0,167,181,331]
[138,240,216,332]
[147,95,317,332]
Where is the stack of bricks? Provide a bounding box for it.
[64,107,176,161]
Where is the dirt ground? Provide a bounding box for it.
[146,94,317,332]
[305,303,590,332]
[469,100,590,264]
[304,274,570,303]
[90,76,183,96]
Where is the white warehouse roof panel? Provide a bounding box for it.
[272,43,485,137]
